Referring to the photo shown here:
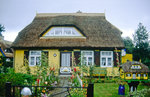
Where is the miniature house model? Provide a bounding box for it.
[119,61,149,81]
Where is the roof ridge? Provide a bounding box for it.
[36,13,105,17]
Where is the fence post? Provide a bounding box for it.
[5,82,12,97]
[87,83,94,97]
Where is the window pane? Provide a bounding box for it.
[83,52,92,56]
[102,52,105,56]
[127,74,131,77]
[107,58,112,66]
[102,58,106,66]
[64,28,72,35]
[138,74,140,77]
[36,57,40,65]
[108,52,111,56]
[88,57,92,65]
[102,51,112,56]
[30,57,35,65]
[55,28,62,35]
[31,51,41,55]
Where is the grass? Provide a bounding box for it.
[94,83,150,97]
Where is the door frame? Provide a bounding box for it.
[60,52,72,74]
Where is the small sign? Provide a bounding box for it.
[121,49,126,56]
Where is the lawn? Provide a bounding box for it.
[94,83,150,97]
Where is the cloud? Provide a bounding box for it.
[2,31,18,42]
[121,29,135,39]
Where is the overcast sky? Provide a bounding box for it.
[0,0,150,42]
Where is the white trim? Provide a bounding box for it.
[81,50,94,66]
[29,50,41,66]
[100,51,113,67]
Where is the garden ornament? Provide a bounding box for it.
[21,87,32,97]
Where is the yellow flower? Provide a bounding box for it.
[42,89,45,93]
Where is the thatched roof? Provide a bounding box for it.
[121,61,149,73]
[0,36,13,57]
[12,13,124,49]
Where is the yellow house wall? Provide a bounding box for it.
[14,49,121,77]
[14,50,26,73]
[14,49,61,75]
[122,54,133,63]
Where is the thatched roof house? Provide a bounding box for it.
[12,13,124,49]
[12,13,125,74]
[121,61,149,73]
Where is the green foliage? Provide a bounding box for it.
[128,88,150,97]
[123,37,134,54]
[133,23,150,67]
[31,52,59,96]
[0,56,13,73]
[69,88,87,97]
[0,24,5,36]
[0,68,36,96]
[133,23,149,48]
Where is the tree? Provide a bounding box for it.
[133,23,149,67]
[123,37,134,54]
[0,24,5,36]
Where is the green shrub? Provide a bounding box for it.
[0,68,36,96]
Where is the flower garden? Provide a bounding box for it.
[0,53,150,97]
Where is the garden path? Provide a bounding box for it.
[50,75,71,97]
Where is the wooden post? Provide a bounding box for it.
[5,82,11,97]
[87,83,94,97]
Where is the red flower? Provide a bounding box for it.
[82,84,84,89]
[74,68,77,72]
[71,76,73,80]
[37,79,40,84]
[116,60,118,62]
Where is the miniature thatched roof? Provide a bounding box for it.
[0,36,13,57]
[121,61,149,73]
[12,13,124,49]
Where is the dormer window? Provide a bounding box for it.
[44,27,83,37]
[131,65,141,69]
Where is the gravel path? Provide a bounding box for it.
[50,75,71,97]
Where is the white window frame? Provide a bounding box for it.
[81,51,94,66]
[137,74,141,77]
[143,74,147,77]
[29,51,41,66]
[45,27,82,37]
[100,51,113,67]
[126,74,131,77]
